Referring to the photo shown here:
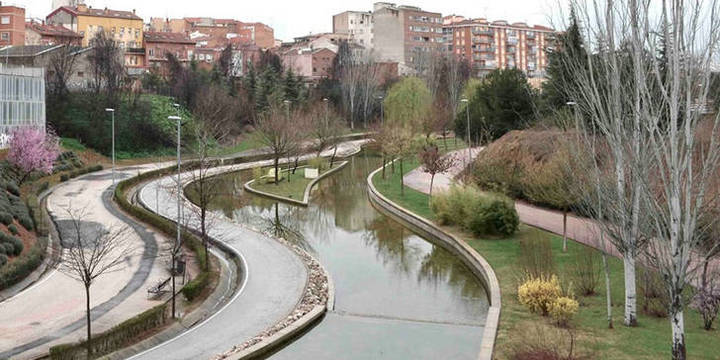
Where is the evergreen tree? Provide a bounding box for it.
[542,6,587,110]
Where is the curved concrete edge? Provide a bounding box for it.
[366,161,501,360]
[223,305,325,360]
[243,161,349,206]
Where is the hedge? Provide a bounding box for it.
[182,271,209,301]
[0,235,46,287]
[48,303,169,360]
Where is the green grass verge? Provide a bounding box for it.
[249,167,323,201]
[371,157,720,360]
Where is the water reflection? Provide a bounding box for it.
[203,152,489,358]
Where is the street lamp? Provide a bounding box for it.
[105,108,115,186]
[322,98,329,128]
[566,101,578,130]
[461,98,470,166]
[168,113,182,319]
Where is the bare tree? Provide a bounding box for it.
[569,0,720,357]
[253,105,301,184]
[418,143,457,198]
[57,207,131,357]
[310,101,345,158]
[87,31,126,101]
[186,86,236,270]
[46,38,80,97]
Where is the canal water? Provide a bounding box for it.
[206,152,489,359]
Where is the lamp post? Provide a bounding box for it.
[461,98,470,167]
[168,113,182,318]
[323,98,329,128]
[105,108,115,185]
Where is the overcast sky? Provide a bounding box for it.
[23,0,562,41]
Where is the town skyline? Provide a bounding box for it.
[23,0,559,41]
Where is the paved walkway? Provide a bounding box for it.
[404,148,616,255]
[0,164,174,359]
[129,140,366,360]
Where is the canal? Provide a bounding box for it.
[205,151,489,359]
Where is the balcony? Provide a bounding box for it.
[507,37,518,45]
[472,29,494,36]
[526,32,536,39]
[473,37,492,44]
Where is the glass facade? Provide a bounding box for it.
[0,65,45,148]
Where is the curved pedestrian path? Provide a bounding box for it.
[0,164,174,359]
[129,141,366,359]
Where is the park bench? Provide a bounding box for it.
[147,277,171,299]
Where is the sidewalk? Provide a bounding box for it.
[0,164,174,359]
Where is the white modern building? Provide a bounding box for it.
[0,64,45,148]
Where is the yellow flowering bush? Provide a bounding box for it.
[517,275,562,315]
[549,296,579,327]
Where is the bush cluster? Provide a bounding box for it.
[307,157,329,171]
[431,185,519,237]
[0,254,7,267]
[549,296,579,327]
[49,303,169,360]
[53,151,84,173]
[0,231,23,257]
[8,224,18,235]
[518,275,563,315]
[182,271,209,301]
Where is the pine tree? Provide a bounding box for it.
[542,6,587,110]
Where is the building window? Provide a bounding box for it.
[0,32,9,41]
[0,16,10,25]
[149,48,154,56]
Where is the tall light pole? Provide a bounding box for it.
[566,101,578,130]
[168,113,182,319]
[105,108,115,185]
[461,98,470,167]
[323,98,329,128]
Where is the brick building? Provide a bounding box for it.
[0,3,25,46]
[144,31,196,67]
[25,20,83,46]
[150,17,275,50]
[443,16,554,78]
[333,11,373,47]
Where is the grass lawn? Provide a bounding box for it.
[372,156,720,360]
[249,166,331,201]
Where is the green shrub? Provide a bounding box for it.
[0,236,46,289]
[8,224,18,235]
[1,242,13,255]
[19,217,33,231]
[0,254,7,267]
[0,212,11,225]
[6,236,23,256]
[6,182,19,196]
[60,174,69,182]
[182,271,210,301]
[466,195,519,237]
[36,182,50,195]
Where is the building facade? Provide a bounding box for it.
[0,45,93,90]
[0,64,46,149]
[151,17,275,50]
[333,11,373,47]
[0,3,25,46]
[25,21,83,46]
[443,16,553,78]
[46,4,144,48]
[144,31,196,67]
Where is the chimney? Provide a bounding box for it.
[77,4,87,12]
[133,9,136,14]
[104,7,108,14]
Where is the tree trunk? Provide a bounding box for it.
[623,255,638,327]
[274,156,279,185]
[562,210,568,253]
[172,254,176,318]
[429,174,435,199]
[670,299,686,360]
[201,209,208,271]
[602,251,613,329]
[382,157,386,179]
[400,159,404,196]
[85,284,92,357]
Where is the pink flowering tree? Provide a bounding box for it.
[7,127,60,184]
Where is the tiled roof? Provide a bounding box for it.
[0,45,62,57]
[53,6,142,21]
[26,22,83,38]
[144,31,195,44]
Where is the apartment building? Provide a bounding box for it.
[0,3,25,46]
[333,11,373,47]
[443,16,554,79]
[278,33,349,80]
[46,4,144,48]
[25,20,83,46]
[0,64,45,149]
[150,17,275,50]
[333,3,442,73]
[144,31,196,67]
